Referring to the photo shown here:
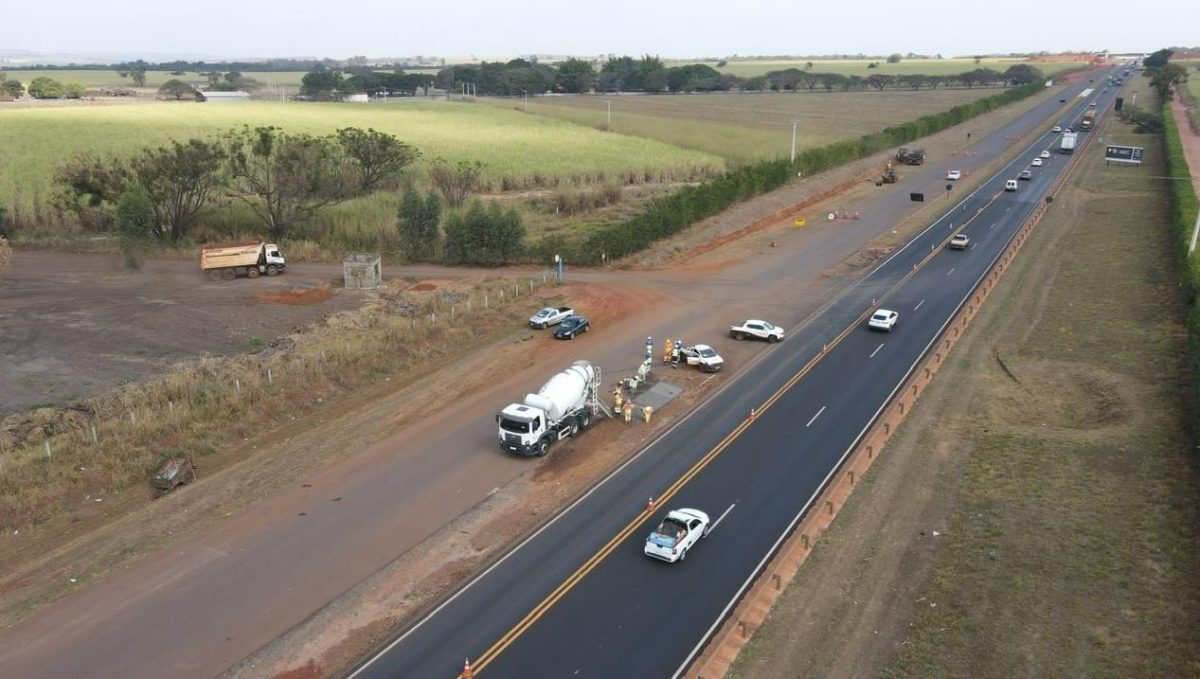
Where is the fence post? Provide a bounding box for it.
[485,294,489,309]
[267,367,273,385]
[235,378,241,394]
[91,424,98,444]
[45,440,52,461]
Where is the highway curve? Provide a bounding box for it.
[350,74,1120,678]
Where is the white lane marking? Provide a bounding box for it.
[914,299,925,310]
[989,222,996,230]
[869,343,885,358]
[946,267,955,276]
[709,504,736,533]
[806,406,826,427]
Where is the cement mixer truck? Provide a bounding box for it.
[497,360,603,456]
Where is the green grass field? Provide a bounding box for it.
[490,88,1002,164]
[0,100,722,210]
[687,58,1090,79]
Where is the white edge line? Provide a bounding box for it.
[914,299,925,310]
[671,82,1088,679]
[869,343,884,358]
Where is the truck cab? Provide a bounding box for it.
[498,404,549,456]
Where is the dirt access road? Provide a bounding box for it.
[0,81,1081,679]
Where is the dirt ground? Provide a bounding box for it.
[0,80,1083,679]
[0,254,369,415]
[729,82,1200,678]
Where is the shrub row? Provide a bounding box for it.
[557,84,1043,265]
[1161,101,1200,429]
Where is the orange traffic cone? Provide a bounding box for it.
[463,658,474,678]
[647,497,656,511]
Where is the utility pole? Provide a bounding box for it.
[605,100,612,130]
[523,90,528,111]
[790,120,798,163]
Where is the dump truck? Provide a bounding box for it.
[497,360,602,456]
[1080,109,1096,131]
[1059,132,1078,154]
[200,242,286,280]
[895,148,926,165]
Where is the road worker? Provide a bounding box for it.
[642,405,653,423]
[663,338,674,365]
[613,388,624,410]
[622,400,634,423]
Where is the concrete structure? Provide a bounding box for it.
[343,253,382,289]
[345,93,369,103]
[199,90,250,102]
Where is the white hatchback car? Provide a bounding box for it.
[946,169,962,181]
[644,508,711,563]
[1031,158,1043,167]
[1052,125,1062,133]
[868,309,899,332]
[1040,150,1051,159]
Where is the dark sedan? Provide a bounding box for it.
[553,315,590,339]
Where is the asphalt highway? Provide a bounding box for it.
[350,71,1122,679]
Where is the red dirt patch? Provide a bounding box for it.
[409,283,437,291]
[259,290,335,306]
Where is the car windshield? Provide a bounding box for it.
[698,348,717,358]
[872,313,888,321]
[535,309,551,318]
[761,322,776,330]
[499,417,531,434]
[561,317,580,328]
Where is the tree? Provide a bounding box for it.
[54,154,131,231]
[226,126,357,240]
[805,61,814,70]
[27,77,65,99]
[1002,64,1045,86]
[0,202,11,238]
[158,79,198,100]
[0,235,10,273]
[429,159,483,208]
[63,83,87,99]
[974,56,983,64]
[886,53,902,64]
[442,200,525,265]
[116,61,148,87]
[2,79,23,98]
[336,127,420,193]
[300,69,344,100]
[1149,63,1188,101]
[113,186,155,270]
[1143,49,1173,69]
[555,58,595,93]
[396,185,441,261]
[132,138,227,242]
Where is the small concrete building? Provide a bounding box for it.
[343,253,382,289]
[198,90,250,102]
[344,93,369,103]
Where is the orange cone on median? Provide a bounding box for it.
[463,658,474,678]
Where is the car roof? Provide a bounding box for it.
[952,234,969,240]
[874,309,896,316]
[691,343,713,351]
[668,508,709,523]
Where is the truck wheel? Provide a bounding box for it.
[247,268,260,279]
[579,411,592,429]
[221,269,236,281]
[266,265,280,277]
[733,332,746,341]
[568,421,580,437]
[536,439,550,457]
[206,271,221,281]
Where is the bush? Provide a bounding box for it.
[1162,101,1200,428]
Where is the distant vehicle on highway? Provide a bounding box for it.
[730,320,784,343]
[1053,125,1062,133]
[679,344,724,372]
[644,508,711,563]
[948,234,970,250]
[553,315,590,339]
[1019,170,1033,180]
[946,169,962,181]
[1031,158,1043,167]
[529,306,573,329]
[1005,179,1019,191]
[1040,150,1051,159]
[868,309,899,332]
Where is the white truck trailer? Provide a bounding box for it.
[497,360,602,456]
[1059,132,1078,154]
[200,242,286,280]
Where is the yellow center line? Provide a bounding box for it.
[461,189,1002,677]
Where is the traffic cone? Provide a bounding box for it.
[463,657,474,678]
[750,408,757,421]
[647,497,656,511]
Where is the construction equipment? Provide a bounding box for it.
[200,242,286,281]
[497,360,607,456]
[877,162,898,185]
[895,148,926,166]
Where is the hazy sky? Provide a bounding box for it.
[7,0,1194,60]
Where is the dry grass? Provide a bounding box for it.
[0,274,555,531]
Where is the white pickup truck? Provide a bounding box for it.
[730,320,785,343]
[529,306,573,329]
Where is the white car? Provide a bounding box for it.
[869,309,899,332]
[1052,125,1062,133]
[528,306,573,329]
[1005,179,1019,192]
[679,344,724,372]
[1031,158,1043,167]
[948,234,970,250]
[730,320,784,343]
[1040,150,1051,159]
[644,508,711,563]
[946,169,962,181]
